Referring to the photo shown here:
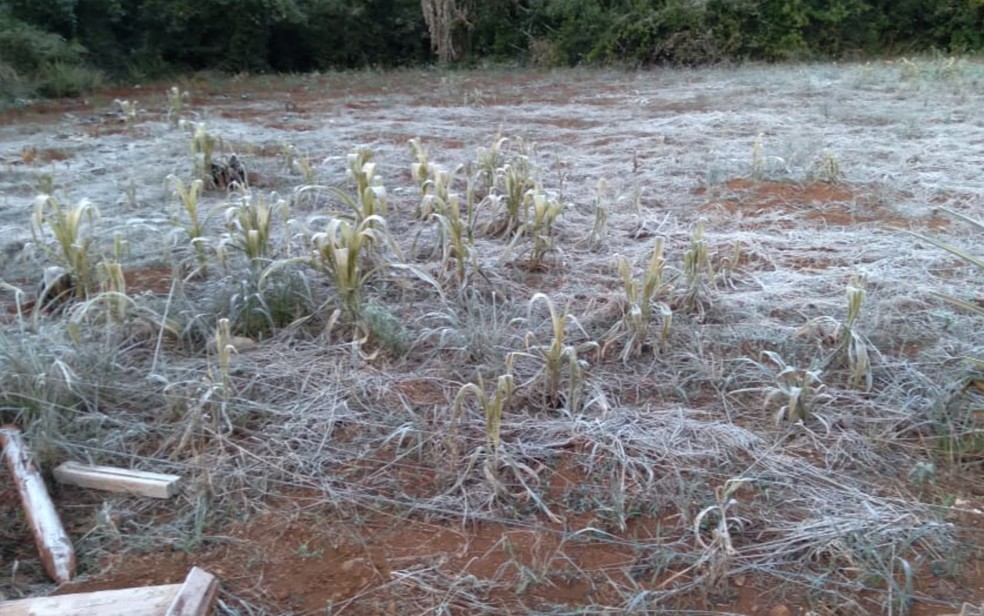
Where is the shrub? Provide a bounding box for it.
[0,14,85,75]
[36,61,104,98]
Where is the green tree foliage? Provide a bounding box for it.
[2,0,983,103]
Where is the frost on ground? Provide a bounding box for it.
[0,60,983,614]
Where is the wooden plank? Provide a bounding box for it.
[164,567,218,616]
[0,426,76,584]
[53,462,181,499]
[0,584,181,616]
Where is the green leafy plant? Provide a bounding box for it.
[36,61,103,98]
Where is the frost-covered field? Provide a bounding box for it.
[1,60,983,615]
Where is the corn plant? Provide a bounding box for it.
[190,122,219,181]
[166,86,189,127]
[212,318,235,395]
[36,172,54,195]
[488,160,536,239]
[451,362,515,464]
[166,175,211,274]
[842,275,872,391]
[296,148,386,223]
[809,149,843,184]
[96,233,129,321]
[429,193,475,287]
[282,144,317,184]
[280,143,298,174]
[113,99,138,122]
[751,132,766,180]
[463,168,480,242]
[693,478,745,590]
[347,147,379,203]
[505,190,563,269]
[308,217,388,321]
[264,215,405,324]
[796,274,873,392]
[31,195,98,297]
[475,129,507,192]
[756,351,830,425]
[417,165,457,219]
[715,240,743,289]
[899,57,921,80]
[221,191,285,266]
[680,219,714,316]
[579,179,609,250]
[516,293,596,413]
[409,138,431,195]
[608,238,671,361]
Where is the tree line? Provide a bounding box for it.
[1,0,982,99]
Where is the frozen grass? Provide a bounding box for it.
[1,59,983,613]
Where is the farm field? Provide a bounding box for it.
[1,60,984,615]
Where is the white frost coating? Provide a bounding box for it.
[0,426,76,584]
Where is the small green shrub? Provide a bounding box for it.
[0,16,83,76]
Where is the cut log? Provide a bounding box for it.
[53,462,181,499]
[164,567,218,616]
[0,426,75,584]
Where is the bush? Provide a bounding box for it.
[0,7,102,101]
[0,14,85,74]
[36,61,104,98]
[594,0,723,66]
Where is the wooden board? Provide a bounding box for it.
[0,426,76,584]
[0,567,218,616]
[53,462,181,499]
[165,567,218,616]
[0,584,181,616]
